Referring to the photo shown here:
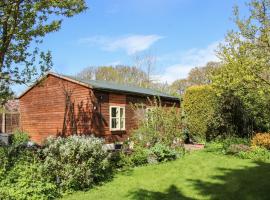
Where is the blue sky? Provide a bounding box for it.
[14,0,248,94]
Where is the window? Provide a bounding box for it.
[110,106,125,131]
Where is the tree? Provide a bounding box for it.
[213,0,270,132]
[171,61,221,94]
[0,0,87,104]
[133,51,156,86]
[188,62,220,85]
[77,65,150,87]
[170,79,190,95]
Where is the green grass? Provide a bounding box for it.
[63,151,270,200]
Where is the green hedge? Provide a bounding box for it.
[183,85,222,142]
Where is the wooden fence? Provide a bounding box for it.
[0,113,20,133]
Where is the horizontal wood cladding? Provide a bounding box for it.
[20,75,94,144]
[20,74,180,144]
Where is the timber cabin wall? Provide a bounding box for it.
[19,74,180,144]
[19,75,94,143]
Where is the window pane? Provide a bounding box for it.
[120,118,125,129]
[111,118,119,129]
[111,107,117,117]
[120,107,124,118]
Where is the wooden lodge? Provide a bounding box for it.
[18,72,180,144]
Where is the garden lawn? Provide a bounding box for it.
[63,151,270,200]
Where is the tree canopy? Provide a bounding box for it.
[171,62,221,94]
[212,0,270,131]
[0,0,87,104]
[77,65,150,88]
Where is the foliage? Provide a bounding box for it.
[0,145,59,200]
[77,65,178,96]
[132,98,182,147]
[129,146,149,166]
[148,143,178,162]
[226,144,250,155]
[109,151,134,170]
[0,0,86,104]
[42,135,112,193]
[183,85,223,142]
[238,146,270,161]
[204,141,224,153]
[171,61,221,94]
[205,136,250,155]
[213,0,270,133]
[11,130,29,145]
[77,65,150,88]
[251,133,270,149]
[217,91,254,137]
[111,143,180,170]
[221,136,250,154]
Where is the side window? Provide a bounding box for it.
[110,106,125,131]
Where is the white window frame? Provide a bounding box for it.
[109,106,125,131]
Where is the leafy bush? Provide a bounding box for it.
[0,146,59,200]
[12,130,29,145]
[129,146,149,166]
[42,135,112,193]
[251,133,270,150]
[109,151,134,170]
[204,141,223,153]
[132,98,182,147]
[205,136,250,154]
[237,146,270,162]
[149,143,178,162]
[111,143,181,169]
[221,136,250,154]
[226,144,250,154]
[183,85,222,142]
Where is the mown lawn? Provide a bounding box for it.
[63,151,270,200]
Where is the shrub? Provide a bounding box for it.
[132,98,182,147]
[12,130,29,145]
[0,146,59,200]
[42,135,112,193]
[183,85,222,142]
[205,136,250,154]
[221,136,250,154]
[226,144,250,154]
[109,151,134,170]
[149,143,178,162]
[238,146,270,162]
[204,141,223,153]
[130,146,149,166]
[251,133,270,150]
[0,159,58,200]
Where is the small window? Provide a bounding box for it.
[110,106,125,131]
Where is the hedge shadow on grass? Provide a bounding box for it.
[190,161,270,200]
[128,185,194,200]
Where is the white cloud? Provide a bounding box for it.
[154,41,221,84]
[79,34,163,55]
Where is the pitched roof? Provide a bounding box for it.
[18,72,179,100]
